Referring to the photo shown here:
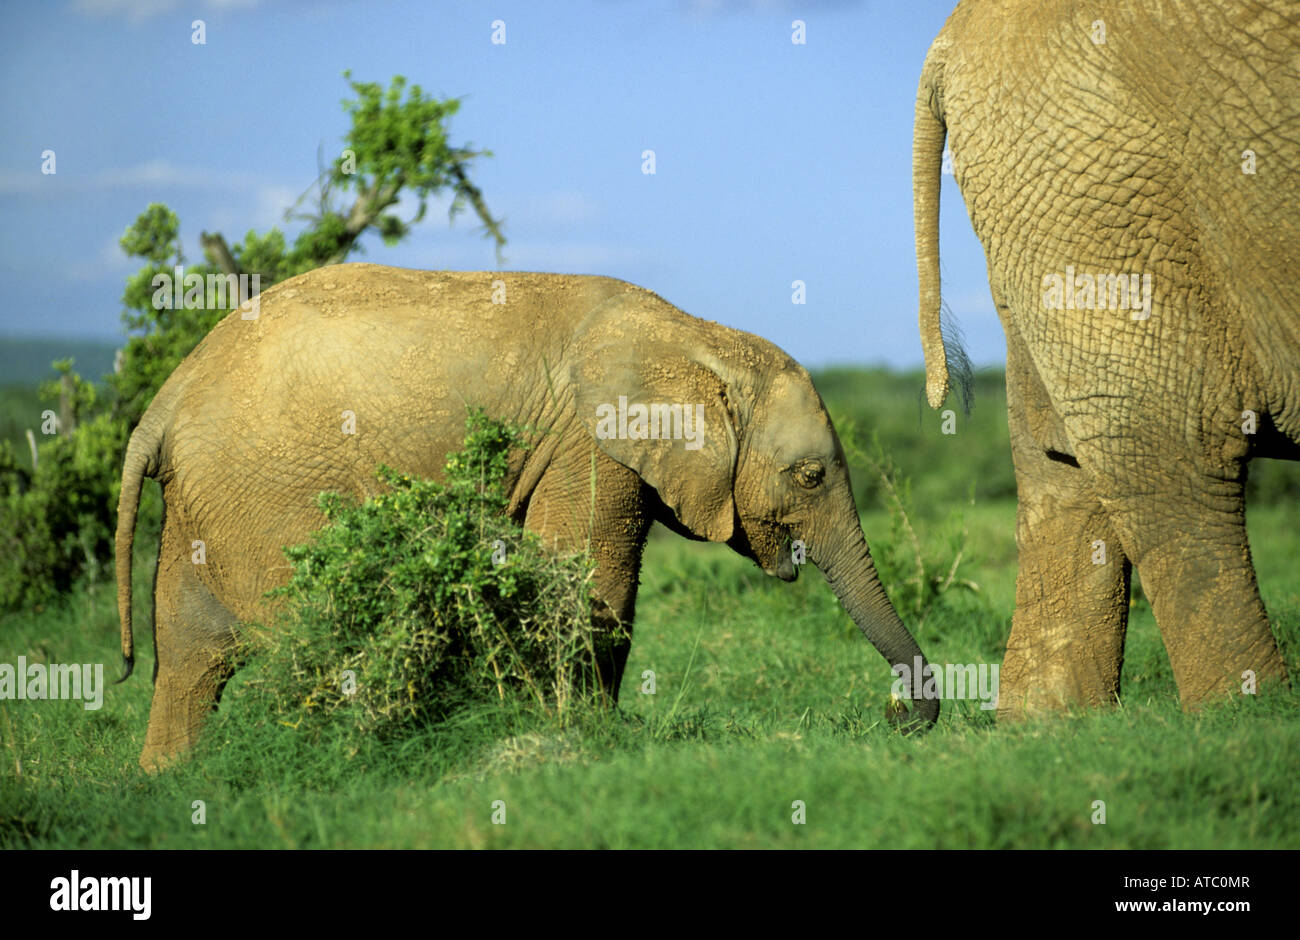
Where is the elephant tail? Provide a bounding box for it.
[914,39,951,411]
[115,415,162,684]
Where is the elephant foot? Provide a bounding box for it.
[1173,633,1288,712]
[139,664,228,772]
[996,611,1125,721]
[139,742,185,774]
[139,715,204,772]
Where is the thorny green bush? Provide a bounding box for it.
[229,412,612,744]
[838,421,981,624]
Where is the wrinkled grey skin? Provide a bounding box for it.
[915,0,1297,718]
[116,264,938,769]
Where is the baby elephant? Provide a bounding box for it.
[115,263,937,769]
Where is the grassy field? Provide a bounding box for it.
[1,365,1298,849]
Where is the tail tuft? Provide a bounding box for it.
[940,302,974,416]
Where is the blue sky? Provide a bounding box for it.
[0,0,1001,370]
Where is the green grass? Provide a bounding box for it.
[1,368,1298,848]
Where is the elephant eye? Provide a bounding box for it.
[792,458,825,489]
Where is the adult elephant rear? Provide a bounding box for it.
[913,0,1297,717]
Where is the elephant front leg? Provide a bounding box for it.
[522,447,650,704]
[1002,442,1132,719]
[591,600,633,702]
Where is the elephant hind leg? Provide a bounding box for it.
[1059,381,1289,708]
[141,658,234,772]
[1105,483,1287,709]
[1002,442,1132,719]
[140,521,241,772]
[1000,330,1131,719]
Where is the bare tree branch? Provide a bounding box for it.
[200,232,240,276]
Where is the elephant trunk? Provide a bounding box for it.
[809,516,940,733]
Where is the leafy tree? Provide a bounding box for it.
[114,73,503,427]
[1,74,504,611]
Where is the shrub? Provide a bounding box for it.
[230,411,609,744]
[0,367,126,610]
[838,422,981,624]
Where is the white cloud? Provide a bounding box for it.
[491,241,638,273]
[251,183,300,228]
[515,191,601,227]
[0,174,52,197]
[66,231,135,282]
[72,0,263,21]
[685,0,782,12]
[101,159,249,189]
[206,183,302,235]
[0,159,278,196]
[72,0,178,22]
[682,0,860,14]
[7,163,616,274]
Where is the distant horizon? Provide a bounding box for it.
[0,333,1011,400]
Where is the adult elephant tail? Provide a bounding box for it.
[115,414,163,684]
[914,38,950,411]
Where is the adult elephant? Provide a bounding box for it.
[914,0,1297,718]
[116,263,938,769]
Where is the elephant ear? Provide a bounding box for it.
[570,344,739,543]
